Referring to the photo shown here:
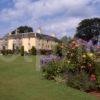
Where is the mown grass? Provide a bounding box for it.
[0,56,99,100]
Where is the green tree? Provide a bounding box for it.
[75,18,100,44]
[54,44,62,57]
[12,44,15,53]
[11,26,33,34]
[61,36,71,45]
[30,46,36,55]
[20,46,24,56]
[1,46,6,55]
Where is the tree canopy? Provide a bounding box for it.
[61,36,71,44]
[11,26,33,34]
[75,18,100,44]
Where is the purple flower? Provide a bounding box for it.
[40,55,61,66]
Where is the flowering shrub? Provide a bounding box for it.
[65,40,98,91]
[41,57,66,80]
[41,40,99,91]
[40,55,61,66]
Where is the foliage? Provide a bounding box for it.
[75,18,100,44]
[1,49,13,55]
[42,40,99,91]
[29,46,36,55]
[65,41,98,91]
[11,26,33,34]
[12,46,20,54]
[15,46,20,54]
[67,71,97,91]
[41,55,61,65]
[1,46,6,55]
[61,36,71,45]
[42,58,69,80]
[38,49,51,55]
[42,60,59,79]
[40,49,47,55]
[20,46,24,56]
[54,44,63,57]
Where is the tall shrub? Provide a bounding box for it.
[20,46,24,56]
[1,46,6,55]
[30,46,36,55]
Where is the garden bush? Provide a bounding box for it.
[1,49,13,55]
[42,57,69,80]
[42,60,58,79]
[29,46,36,55]
[41,40,99,91]
[67,71,97,91]
[53,44,63,57]
[20,46,24,56]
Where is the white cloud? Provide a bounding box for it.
[0,0,95,21]
[42,17,81,37]
[0,0,100,36]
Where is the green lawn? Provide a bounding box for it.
[0,56,99,100]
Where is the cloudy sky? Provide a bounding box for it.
[0,0,100,37]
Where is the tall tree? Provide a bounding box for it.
[11,26,33,34]
[75,18,100,44]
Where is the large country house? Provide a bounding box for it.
[0,31,59,53]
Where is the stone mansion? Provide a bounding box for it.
[0,30,59,52]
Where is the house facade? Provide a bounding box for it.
[0,38,3,50]
[0,38,8,51]
[6,32,59,52]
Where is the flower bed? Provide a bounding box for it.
[41,41,100,91]
[40,55,61,66]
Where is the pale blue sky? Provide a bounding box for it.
[0,0,100,37]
